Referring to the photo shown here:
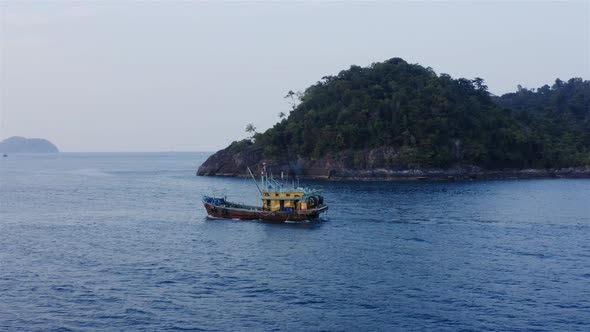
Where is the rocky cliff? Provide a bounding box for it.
[197,143,590,180]
[197,141,263,177]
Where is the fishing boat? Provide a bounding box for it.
[202,164,328,222]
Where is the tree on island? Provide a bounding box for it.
[245,123,257,140]
[284,90,304,112]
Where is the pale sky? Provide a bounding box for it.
[1,1,588,152]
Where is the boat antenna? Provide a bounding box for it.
[262,162,267,189]
[247,167,263,195]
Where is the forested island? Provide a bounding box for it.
[0,136,59,154]
[198,58,589,180]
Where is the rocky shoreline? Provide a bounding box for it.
[315,166,590,181]
[198,166,590,181]
[197,145,590,181]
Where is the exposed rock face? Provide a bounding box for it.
[0,136,59,153]
[197,145,590,180]
[197,143,263,176]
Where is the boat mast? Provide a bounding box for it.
[247,167,263,195]
[262,163,267,190]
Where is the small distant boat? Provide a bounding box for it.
[2,154,7,157]
[202,164,328,222]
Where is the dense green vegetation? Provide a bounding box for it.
[494,78,590,167]
[247,58,589,169]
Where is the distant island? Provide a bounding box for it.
[198,58,589,180]
[0,136,59,153]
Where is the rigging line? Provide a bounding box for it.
[247,166,263,196]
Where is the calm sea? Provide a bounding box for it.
[1,153,589,331]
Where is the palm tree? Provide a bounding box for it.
[284,90,298,110]
[245,123,256,138]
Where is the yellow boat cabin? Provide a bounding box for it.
[251,164,324,212]
[261,190,305,211]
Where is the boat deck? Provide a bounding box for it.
[202,198,328,222]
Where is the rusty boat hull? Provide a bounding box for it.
[203,200,328,222]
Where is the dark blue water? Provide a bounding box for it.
[1,153,589,331]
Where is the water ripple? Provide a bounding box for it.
[1,153,589,331]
